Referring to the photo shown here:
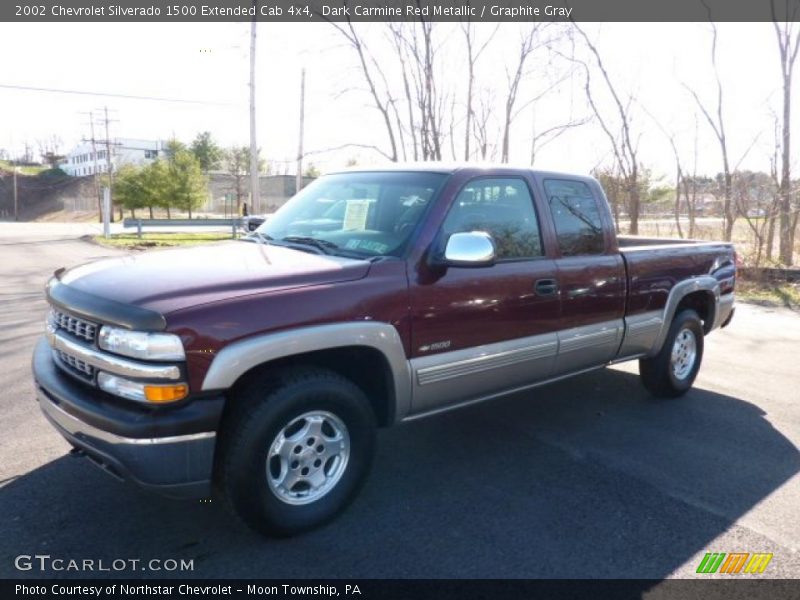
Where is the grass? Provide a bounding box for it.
[0,160,50,176]
[92,232,236,250]
[736,279,800,310]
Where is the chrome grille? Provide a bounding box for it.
[56,350,95,380]
[50,309,97,343]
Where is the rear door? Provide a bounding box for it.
[407,175,561,415]
[538,177,626,373]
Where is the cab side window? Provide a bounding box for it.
[544,179,606,256]
[441,178,543,260]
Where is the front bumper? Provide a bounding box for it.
[33,337,224,499]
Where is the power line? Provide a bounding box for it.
[0,83,236,106]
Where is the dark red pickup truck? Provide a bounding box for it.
[33,165,735,535]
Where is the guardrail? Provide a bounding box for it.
[122,218,243,239]
[738,267,800,283]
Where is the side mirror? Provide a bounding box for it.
[440,231,496,268]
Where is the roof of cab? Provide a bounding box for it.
[327,162,596,183]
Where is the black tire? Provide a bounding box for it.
[218,367,376,537]
[639,309,704,398]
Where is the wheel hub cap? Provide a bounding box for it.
[266,411,350,506]
[671,328,697,380]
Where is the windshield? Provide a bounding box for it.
[257,171,448,257]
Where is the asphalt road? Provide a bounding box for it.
[1,223,799,581]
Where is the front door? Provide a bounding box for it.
[408,176,561,416]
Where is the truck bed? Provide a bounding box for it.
[618,235,736,317]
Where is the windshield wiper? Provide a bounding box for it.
[242,231,274,244]
[280,236,339,255]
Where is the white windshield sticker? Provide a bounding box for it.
[343,199,371,231]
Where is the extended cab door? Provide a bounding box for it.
[407,175,561,416]
[537,177,626,374]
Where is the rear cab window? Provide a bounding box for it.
[543,179,606,256]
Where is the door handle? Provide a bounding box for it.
[534,279,558,296]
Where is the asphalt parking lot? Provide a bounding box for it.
[1,223,799,580]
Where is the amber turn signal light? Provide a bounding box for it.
[144,384,189,403]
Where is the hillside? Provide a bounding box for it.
[0,165,312,221]
[0,164,98,221]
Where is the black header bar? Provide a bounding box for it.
[2,0,798,23]
[4,579,800,600]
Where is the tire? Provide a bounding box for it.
[218,367,376,537]
[639,309,704,398]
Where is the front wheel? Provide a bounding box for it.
[218,368,376,536]
[639,309,704,398]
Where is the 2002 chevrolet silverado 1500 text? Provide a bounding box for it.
[33,165,736,536]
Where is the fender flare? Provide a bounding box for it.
[200,322,412,423]
[648,276,720,356]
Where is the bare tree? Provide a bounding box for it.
[331,20,577,167]
[592,166,625,233]
[387,23,418,161]
[571,24,643,234]
[681,176,706,239]
[472,88,496,161]
[684,22,735,241]
[767,116,786,260]
[330,19,399,161]
[385,21,452,161]
[21,142,34,164]
[224,146,256,215]
[412,21,448,160]
[772,1,800,264]
[461,19,499,160]
[448,95,458,161]
[669,136,686,239]
[642,109,686,238]
[500,24,549,163]
[735,171,778,267]
[529,111,588,167]
[37,135,64,170]
[684,116,702,239]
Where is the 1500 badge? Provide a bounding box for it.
[419,341,452,353]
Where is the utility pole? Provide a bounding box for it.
[249,7,260,214]
[296,68,306,195]
[13,164,18,221]
[82,110,102,222]
[9,133,18,221]
[102,106,116,222]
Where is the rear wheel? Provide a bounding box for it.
[218,368,376,536]
[639,309,704,398]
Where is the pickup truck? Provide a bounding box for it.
[33,165,736,536]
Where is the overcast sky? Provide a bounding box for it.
[0,21,793,182]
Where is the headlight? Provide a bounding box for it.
[97,372,188,404]
[98,326,185,361]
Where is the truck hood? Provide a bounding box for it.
[59,241,372,316]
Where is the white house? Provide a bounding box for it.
[61,138,166,177]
